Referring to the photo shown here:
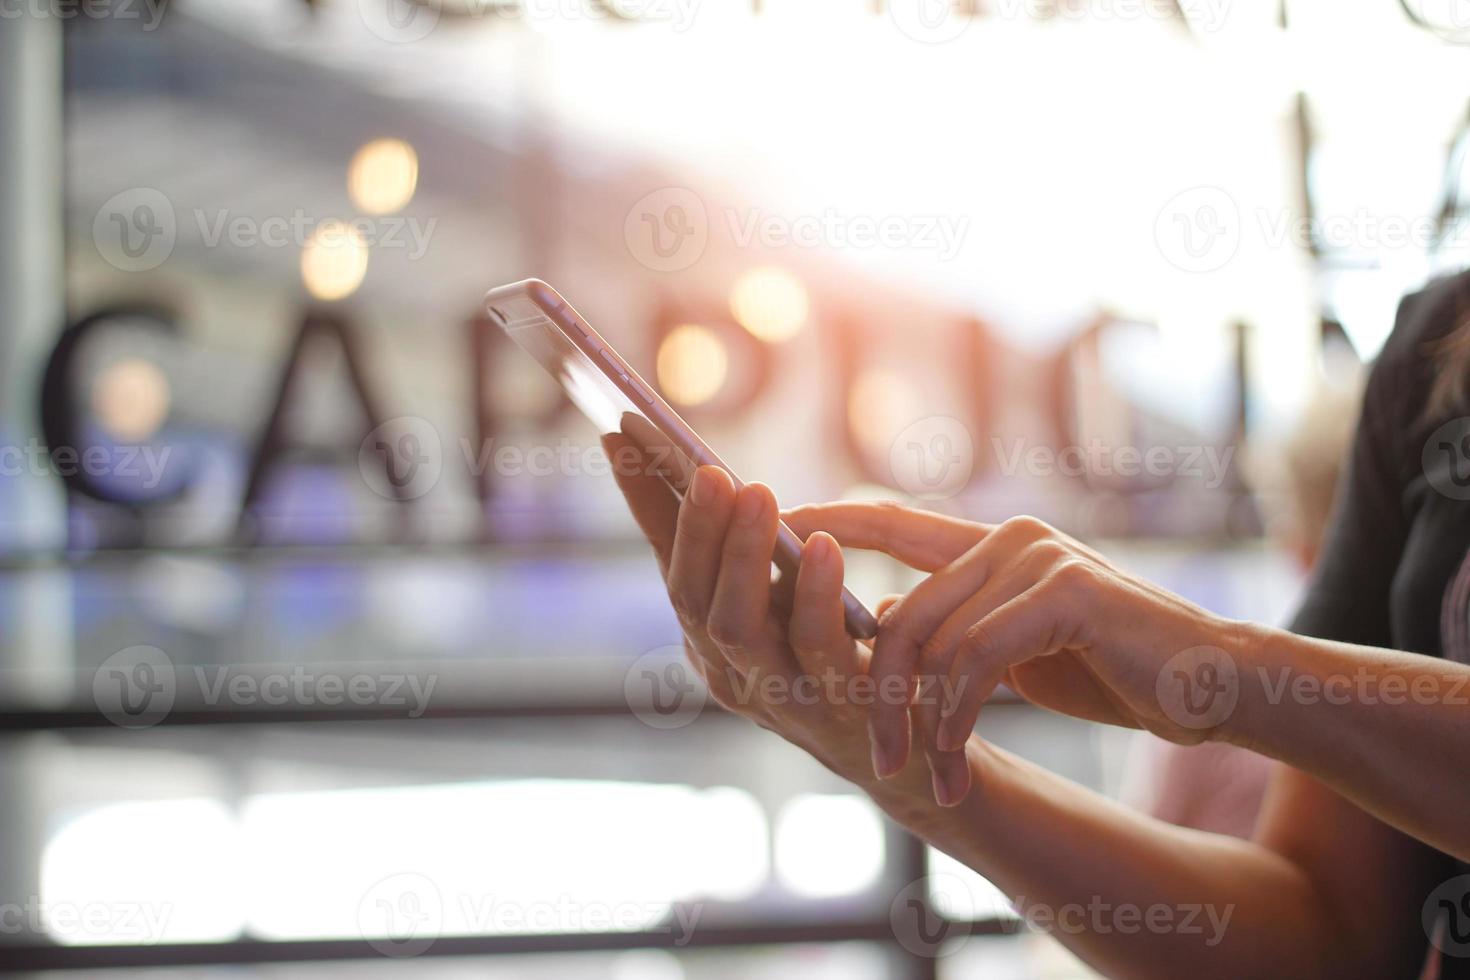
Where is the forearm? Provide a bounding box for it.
[861,741,1355,980]
[1224,620,1470,860]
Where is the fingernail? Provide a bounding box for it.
[871,739,892,780]
[806,533,831,563]
[937,723,965,753]
[735,485,766,526]
[933,768,965,807]
[689,467,716,507]
[870,727,902,779]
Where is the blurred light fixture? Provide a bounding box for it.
[300,220,369,301]
[656,323,729,406]
[846,368,921,457]
[91,357,171,442]
[774,794,885,899]
[347,138,419,216]
[42,798,245,944]
[729,266,809,343]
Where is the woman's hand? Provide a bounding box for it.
[602,435,940,797]
[782,502,1244,806]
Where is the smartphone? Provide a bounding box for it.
[484,278,879,640]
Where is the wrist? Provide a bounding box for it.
[1213,614,1273,750]
[862,738,1000,833]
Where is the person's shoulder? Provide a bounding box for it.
[1365,270,1470,438]
[1379,270,1470,371]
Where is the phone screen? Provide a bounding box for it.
[486,280,878,640]
[487,290,697,496]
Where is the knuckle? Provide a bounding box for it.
[1051,557,1098,593]
[705,611,750,651]
[1029,539,1069,564]
[787,622,825,660]
[1000,514,1050,541]
[917,633,953,670]
[963,622,1000,661]
[874,498,909,519]
[669,590,706,629]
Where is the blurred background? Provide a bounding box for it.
[1,0,1468,976]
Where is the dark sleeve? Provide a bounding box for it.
[1288,301,1420,647]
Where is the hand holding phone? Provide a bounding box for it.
[485,278,878,639]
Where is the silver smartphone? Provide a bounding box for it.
[484,278,879,640]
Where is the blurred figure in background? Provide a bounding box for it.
[1120,368,1365,840]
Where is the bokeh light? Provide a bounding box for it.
[729,266,809,343]
[846,368,921,457]
[656,324,728,406]
[347,138,419,216]
[91,357,171,442]
[300,220,369,301]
